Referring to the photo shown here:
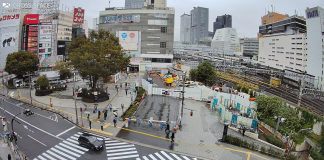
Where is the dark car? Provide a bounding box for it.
[78,133,104,150]
[23,109,34,116]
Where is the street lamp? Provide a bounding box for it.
[274,115,285,138]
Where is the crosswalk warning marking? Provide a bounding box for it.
[105,144,135,149]
[42,153,56,160]
[160,151,173,160]
[108,154,140,160]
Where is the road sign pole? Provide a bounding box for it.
[74,73,79,125]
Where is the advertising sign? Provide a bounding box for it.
[28,37,38,42]
[118,31,139,51]
[29,27,38,31]
[51,20,58,56]
[0,14,20,28]
[28,32,38,37]
[39,19,53,24]
[104,15,139,24]
[28,42,37,48]
[1,32,17,48]
[73,8,85,24]
[40,25,52,35]
[24,14,39,24]
[28,48,38,52]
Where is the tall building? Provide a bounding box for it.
[305,6,324,89]
[213,14,232,38]
[99,4,174,72]
[180,13,191,44]
[258,12,287,39]
[144,0,167,9]
[211,28,240,55]
[257,15,307,72]
[125,0,145,9]
[242,38,259,57]
[57,10,73,60]
[190,7,209,44]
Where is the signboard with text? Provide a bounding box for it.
[24,14,39,24]
[118,31,139,51]
[104,15,140,24]
[73,8,85,24]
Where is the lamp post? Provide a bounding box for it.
[73,73,79,125]
[274,115,285,138]
[286,128,312,158]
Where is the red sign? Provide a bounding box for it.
[73,8,85,24]
[0,14,19,21]
[28,37,38,42]
[24,14,39,24]
[28,32,38,37]
[28,48,37,52]
[39,19,52,23]
[130,33,135,38]
[28,42,37,48]
[29,27,38,31]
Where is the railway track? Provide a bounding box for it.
[219,71,324,116]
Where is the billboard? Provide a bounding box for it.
[73,8,85,24]
[104,15,140,24]
[0,14,20,28]
[40,25,52,35]
[118,31,139,51]
[51,20,58,56]
[24,14,39,24]
[1,32,17,48]
[28,37,38,42]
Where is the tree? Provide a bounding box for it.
[59,68,72,80]
[5,50,38,78]
[36,75,49,90]
[67,29,130,90]
[189,69,198,81]
[196,61,217,86]
[53,62,72,71]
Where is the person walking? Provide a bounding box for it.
[97,110,101,119]
[242,127,246,137]
[8,154,11,160]
[171,130,175,143]
[101,122,104,131]
[107,93,110,100]
[104,111,107,120]
[113,119,117,127]
[89,120,92,129]
[125,88,128,96]
[109,105,112,112]
[120,83,122,89]
[165,122,170,133]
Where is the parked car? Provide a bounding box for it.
[77,133,104,150]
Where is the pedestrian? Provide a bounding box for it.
[98,110,101,119]
[104,111,107,120]
[125,82,127,87]
[171,130,175,143]
[89,120,92,129]
[242,127,246,137]
[101,122,104,131]
[87,114,90,121]
[109,105,112,112]
[120,83,122,88]
[165,122,170,133]
[8,154,11,160]
[107,93,110,100]
[113,119,117,127]
[117,86,119,92]
[125,89,128,96]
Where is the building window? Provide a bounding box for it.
[276,39,279,41]
[161,27,167,33]
[292,48,295,50]
[290,62,294,64]
[272,47,275,49]
[272,51,275,53]
[160,42,166,48]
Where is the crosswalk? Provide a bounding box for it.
[33,132,104,160]
[105,138,139,160]
[136,151,198,160]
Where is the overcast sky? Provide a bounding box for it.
[60,0,324,41]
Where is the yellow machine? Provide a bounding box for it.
[270,77,281,87]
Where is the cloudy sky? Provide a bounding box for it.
[60,0,324,41]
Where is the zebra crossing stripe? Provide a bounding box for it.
[105,140,121,143]
[105,142,128,146]
[149,154,158,160]
[42,153,56,160]
[181,155,190,160]
[54,145,81,157]
[70,136,78,140]
[154,153,165,160]
[36,155,46,160]
[106,144,134,149]
[142,156,150,160]
[170,153,182,160]
[67,138,79,144]
[107,154,139,160]
[46,150,67,160]
[106,148,136,153]
[58,143,85,154]
[51,148,77,160]
[62,140,89,151]
[107,151,137,156]
[160,151,173,160]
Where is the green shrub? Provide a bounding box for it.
[263,133,285,149]
[35,89,53,96]
[287,154,297,160]
[260,146,266,154]
[310,148,324,160]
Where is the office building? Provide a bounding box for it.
[57,10,73,60]
[213,14,232,38]
[211,28,241,56]
[180,13,191,44]
[144,0,167,9]
[258,12,288,39]
[305,6,324,90]
[125,0,145,9]
[190,7,209,44]
[99,4,174,72]
[257,15,307,72]
[242,38,259,57]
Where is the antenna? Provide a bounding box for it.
[109,0,111,8]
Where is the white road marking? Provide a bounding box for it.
[58,143,85,154]
[107,151,138,156]
[105,140,120,143]
[67,138,79,144]
[149,154,157,160]
[36,155,46,160]
[28,135,46,146]
[0,106,64,140]
[106,144,134,149]
[154,153,165,160]
[182,155,190,160]
[107,154,139,160]
[56,126,76,137]
[170,153,182,160]
[142,156,150,160]
[70,136,79,140]
[51,148,77,160]
[105,142,128,146]
[42,153,56,160]
[62,141,89,151]
[47,150,67,160]
[160,151,174,160]
[55,145,81,157]
[106,148,136,153]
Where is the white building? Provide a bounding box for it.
[93,18,99,30]
[125,0,145,9]
[180,13,191,44]
[211,28,241,56]
[257,16,307,72]
[144,0,167,9]
[305,6,324,89]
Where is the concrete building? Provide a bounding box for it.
[180,13,191,44]
[190,7,209,44]
[72,25,85,40]
[211,28,241,55]
[57,10,73,60]
[305,6,324,89]
[257,15,307,72]
[242,38,259,57]
[93,18,99,30]
[213,14,232,38]
[125,0,145,9]
[239,38,245,52]
[99,5,175,72]
[144,0,167,9]
[182,61,200,69]
[258,12,288,39]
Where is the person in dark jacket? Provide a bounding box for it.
[7,154,11,160]
[171,131,175,143]
[104,111,107,120]
[165,122,170,133]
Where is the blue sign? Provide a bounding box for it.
[104,15,133,23]
[79,101,82,104]
[307,10,318,19]
[121,33,127,39]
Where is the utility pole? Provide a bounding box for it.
[29,72,32,105]
[74,73,79,125]
[297,74,305,107]
[179,72,186,128]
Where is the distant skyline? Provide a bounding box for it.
[58,0,324,41]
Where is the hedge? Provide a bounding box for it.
[121,87,146,119]
[311,148,324,160]
[262,133,286,149]
[35,89,53,96]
